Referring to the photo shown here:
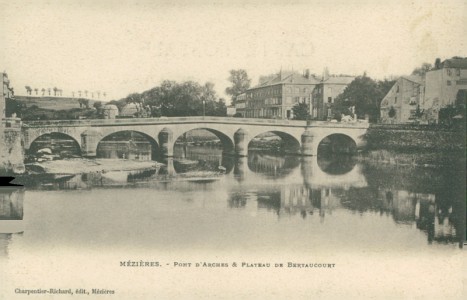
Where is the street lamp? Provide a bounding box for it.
[202,99,205,117]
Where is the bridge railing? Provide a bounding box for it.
[22,116,369,129]
[23,116,308,127]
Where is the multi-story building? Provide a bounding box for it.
[380,75,424,124]
[311,76,355,120]
[234,93,246,117]
[423,57,467,121]
[244,72,320,119]
[380,57,467,124]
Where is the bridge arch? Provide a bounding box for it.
[96,130,160,160]
[173,127,235,155]
[317,133,357,156]
[248,130,301,155]
[28,132,81,157]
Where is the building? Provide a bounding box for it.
[1,73,15,118]
[380,75,424,124]
[311,76,355,120]
[423,57,467,121]
[102,104,119,119]
[244,71,320,119]
[380,57,467,124]
[226,106,236,116]
[234,93,246,117]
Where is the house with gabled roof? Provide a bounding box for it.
[380,75,424,124]
[380,57,467,124]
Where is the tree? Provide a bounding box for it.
[292,102,310,120]
[77,98,90,108]
[334,75,394,122]
[83,99,90,108]
[41,88,46,96]
[53,87,58,96]
[411,62,432,76]
[47,88,51,96]
[34,88,38,95]
[117,80,226,117]
[225,69,251,105]
[25,86,32,95]
[434,58,442,69]
[93,101,103,110]
[84,90,88,97]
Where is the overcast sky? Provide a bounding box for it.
[1,0,465,102]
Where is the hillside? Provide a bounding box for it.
[14,96,101,111]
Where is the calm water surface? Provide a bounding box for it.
[0,147,465,299]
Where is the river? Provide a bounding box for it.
[0,146,465,299]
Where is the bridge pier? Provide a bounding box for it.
[233,156,249,182]
[301,129,316,156]
[234,128,248,157]
[159,128,174,157]
[81,130,101,157]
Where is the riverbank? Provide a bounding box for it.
[358,149,465,167]
[366,125,465,152]
[26,158,164,175]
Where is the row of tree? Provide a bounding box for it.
[23,86,107,99]
[24,86,63,96]
[72,90,106,99]
[107,80,228,117]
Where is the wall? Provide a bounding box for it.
[0,126,25,174]
[365,125,465,152]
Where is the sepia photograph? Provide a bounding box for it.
[0,0,466,299]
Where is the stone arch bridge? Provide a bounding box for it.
[22,117,369,157]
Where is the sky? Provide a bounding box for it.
[1,0,466,102]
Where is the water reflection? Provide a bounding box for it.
[9,151,466,248]
[0,187,25,257]
[247,151,300,177]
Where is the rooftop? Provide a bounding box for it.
[253,72,321,89]
[321,76,356,85]
[401,75,423,85]
[442,57,467,69]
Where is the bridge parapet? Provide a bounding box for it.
[23,116,308,127]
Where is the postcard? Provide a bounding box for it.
[1,1,465,299]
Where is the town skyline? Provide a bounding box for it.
[1,0,465,102]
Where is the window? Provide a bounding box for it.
[396,85,399,93]
[447,80,451,86]
[447,69,452,76]
[456,69,460,76]
[328,97,332,103]
[286,87,292,93]
[395,97,397,103]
